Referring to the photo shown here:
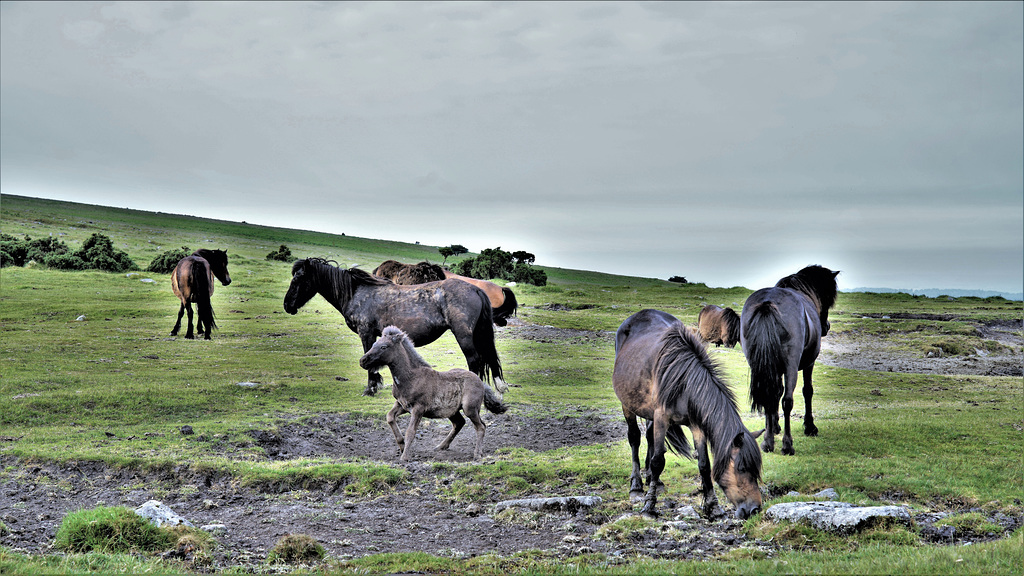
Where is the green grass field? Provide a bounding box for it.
[1,194,1022,574]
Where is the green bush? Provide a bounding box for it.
[73,233,137,272]
[266,244,293,262]
[147,246,192,274]
[454,247,547,286]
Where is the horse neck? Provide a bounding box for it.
[313,264,353,312]
[384,341,430,384]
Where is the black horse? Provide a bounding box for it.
[613,309,763,519]
[283,258,508,396]
[740,265,839,455]
[170,249,231,340]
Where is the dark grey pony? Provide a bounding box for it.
[283,258,508,396]
[613,309,763,519]
[697,305,741,348]
[360,326,508,461]
[740,265,839,455]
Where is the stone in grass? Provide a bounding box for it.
[764,501,911,534]
[135,500,194,528]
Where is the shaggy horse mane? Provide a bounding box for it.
[775,265,838,313]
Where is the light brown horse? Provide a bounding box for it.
[697,305,741,348]
[442,271,518,327]
[170,249,231,340]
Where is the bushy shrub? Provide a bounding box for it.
[73,233,137,272]
[148,246,192,274]
[266,244,293,262]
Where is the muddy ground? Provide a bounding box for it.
[2,317,1022,571]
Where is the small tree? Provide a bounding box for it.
[668,276,688,284]
[438,246,454,265]
[512,250,535,265]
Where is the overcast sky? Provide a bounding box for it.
[2,1,1022,293]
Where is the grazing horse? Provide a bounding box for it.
[284,258,508,396]
[613,309,763,519]
[697,305,741,348]
[360,326,508,461]
[740,265,839,455]
[170,249,231,340]
[442,270,518,327]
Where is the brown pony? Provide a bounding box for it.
[613,309,763,519]
[170,249,231,340]
[372,260,518,326]
[697,305,741,348]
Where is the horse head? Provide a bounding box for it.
[208,249,231,286]
[718,429,764,519]
[358,326,407,370]
[779,265,839,336]
[284,258,323,314]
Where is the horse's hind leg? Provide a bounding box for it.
[171,303,186,336]
[624,413,645,501]
[436,411,466,452]
[183,303,195,339]
[781,367,799,456]
[465,407,488,460]
[802,365,818,436]
[641,416,667,518]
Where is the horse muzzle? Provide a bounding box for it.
[735,501,761,520]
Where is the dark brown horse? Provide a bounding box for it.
[697,305,741,348]
[359,326,508,461]
[740,265,839,455]
[372,260,519,326]
[372,259,447,284]
[284,258,508,396]
[170,249,231,340]
[613,309,763,519]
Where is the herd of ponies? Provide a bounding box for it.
[168,250,838,519]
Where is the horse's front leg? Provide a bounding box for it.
[802,365,818,437]
[624,414,645,501]
[643,420,665,495]
[171,303,185,336]
[692,428,723,518]
[640,417,667,518]
[781,368,798,456]
[386,402,407,455]
[361,332,384,396]
[401,409,424,462]
[436,411,465,451]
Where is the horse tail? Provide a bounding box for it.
[664,424,692,459]
[491,287,518,327]
[190,258,217,333]
[482,385,509,414]
[744,302,788,413]
[471,288,505,387]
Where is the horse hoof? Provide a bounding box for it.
[782,445,795,456]
[761,442,774,453]
[362,389,377,397]
[804,425,819,437]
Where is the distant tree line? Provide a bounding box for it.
[446,246,547,286]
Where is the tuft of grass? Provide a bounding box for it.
[593,514,661,543]
[936,512,1005,536]
[53,506,193,554]
[266,533,326,564]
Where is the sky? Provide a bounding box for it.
[2,1,1022,294]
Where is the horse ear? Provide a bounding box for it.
[733,432,745,448]
[832,270,840,278]
[752,428,765,439]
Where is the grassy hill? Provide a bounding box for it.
[1,193,1021,574]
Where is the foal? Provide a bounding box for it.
[359,326,508,461]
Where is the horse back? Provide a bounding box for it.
[613,310,680,417]
[171,256,213,302]
[741,287,821,366]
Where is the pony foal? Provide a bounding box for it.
[359,326,508,462]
